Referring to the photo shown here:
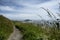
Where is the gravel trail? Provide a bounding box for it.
[8,26,23,40]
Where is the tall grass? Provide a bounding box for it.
[0,15,13,40]
[14,21,60,40]
[41,7,52,18]
[40,7,60,30]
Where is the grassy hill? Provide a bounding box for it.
[14,21,60,40]
[0,15,13,40]
[0,15,60,40]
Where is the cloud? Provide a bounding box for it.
[0,6,15,11]
[0,0,59,20]
[2,13,41,20]
[13,0,51,5]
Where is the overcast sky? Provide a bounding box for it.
[0,0,60,20]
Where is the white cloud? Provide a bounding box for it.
[0,6,15,11]
[0,0,59,20]
[2,13,41,20]
[16,0,58,13]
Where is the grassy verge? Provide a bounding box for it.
[14,21,60,40]
[0,15,13,40]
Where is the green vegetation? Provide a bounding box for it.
[14,21,44,40]
[0,15,13,40]
[14,21,60,40]
[0,15,60,40]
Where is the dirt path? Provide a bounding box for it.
[8,26,23,40]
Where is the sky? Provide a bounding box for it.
[0,0,60,20]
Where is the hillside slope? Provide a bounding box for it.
[14,21,60,40]
[0,15,14,40]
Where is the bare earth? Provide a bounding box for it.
[8,26,23,40]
